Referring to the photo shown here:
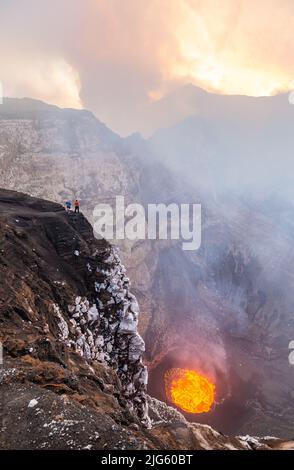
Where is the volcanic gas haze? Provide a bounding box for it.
[1,0,294,134]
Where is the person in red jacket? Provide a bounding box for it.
[74,199,80,213]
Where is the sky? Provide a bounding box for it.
[0,0,294,135]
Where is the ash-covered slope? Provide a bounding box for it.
[1,189,293,451]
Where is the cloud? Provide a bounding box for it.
[0,0,294,135]
[170,0,294,96]
[0,0,82,109]
[1,55,82,110]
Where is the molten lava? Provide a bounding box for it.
[164,368,215,414]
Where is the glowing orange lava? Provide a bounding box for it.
[164,368,215,414]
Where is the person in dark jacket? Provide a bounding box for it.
[65,200,72,212]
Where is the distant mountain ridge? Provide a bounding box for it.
[148,84,294,196]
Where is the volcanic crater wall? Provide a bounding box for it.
[1,189,294,450]
[1,99,294,439]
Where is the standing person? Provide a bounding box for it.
[74,199,80,213]
[65,200,72,212]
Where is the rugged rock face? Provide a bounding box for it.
[1,189,293,450]
[0,189,148,427]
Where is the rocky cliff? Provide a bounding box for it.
[1,189,293,450]
[0,188,149,424]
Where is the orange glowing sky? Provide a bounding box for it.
[0,0,293,134]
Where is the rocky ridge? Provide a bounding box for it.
[0,188,148,428]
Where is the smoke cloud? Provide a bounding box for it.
[0,0,294,135]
